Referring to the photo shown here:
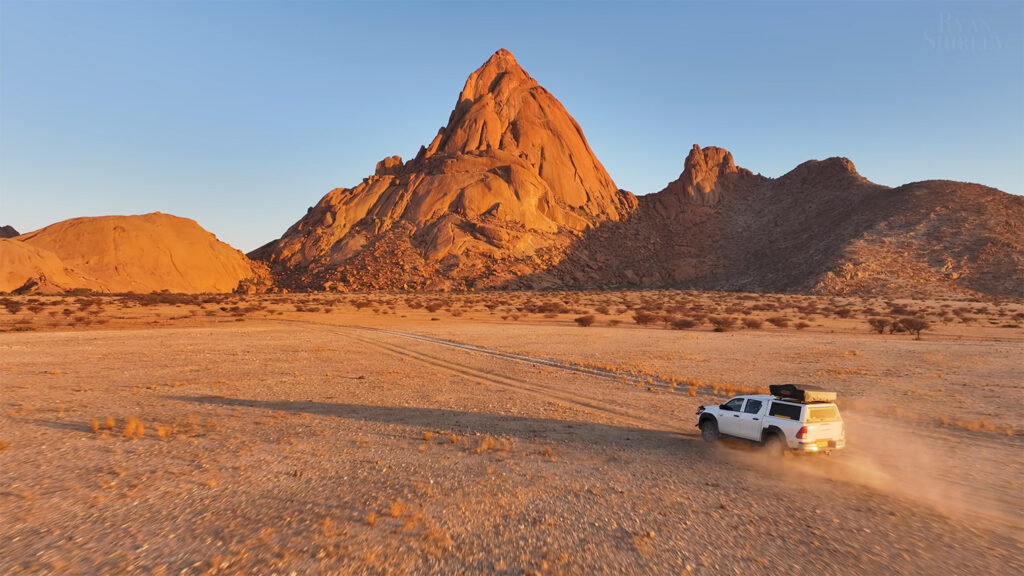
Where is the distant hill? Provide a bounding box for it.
[1,213,265,294]
[0,225,19,238]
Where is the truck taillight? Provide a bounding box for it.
[796,426,808,439]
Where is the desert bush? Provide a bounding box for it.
[594,305,610,315]
[867,317,891,334]
[575,315,596,327]
[669,317,697,330]
[897,317,929,339]
[633,311,661,325]
[742,317,763,329]
[1,299,23,314]
[424,301,444,313]
[766,316,790,328]
[708,316,737,330]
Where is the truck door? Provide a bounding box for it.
[717,397,746,436]
[738,398,766,440]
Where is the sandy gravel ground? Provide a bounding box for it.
[1,300,1022,575]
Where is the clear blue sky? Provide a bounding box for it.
[2,0,1021,252]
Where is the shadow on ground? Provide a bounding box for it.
[174,395,698,455]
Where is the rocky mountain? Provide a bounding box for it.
[254,49,1023,297]
[516,146,1024,297]
[0,225,19,238]
[254,49,636,290]
[1,213,265,294]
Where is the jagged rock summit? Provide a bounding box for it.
[256,49,636,290]
[658,144,757,206]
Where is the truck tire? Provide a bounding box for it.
[763,432,785,456]
[700,419,719,443]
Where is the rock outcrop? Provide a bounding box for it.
[256,49,636,290]
[2,213,265,293]
[0,225,19,238]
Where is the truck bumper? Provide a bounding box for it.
[795,438,845,452]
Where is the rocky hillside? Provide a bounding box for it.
[1,213,266,294]
[517,146,1024,297]
[254,49,1023,297]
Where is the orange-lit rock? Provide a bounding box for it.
[255,49,636,290]
[5,213,262,293]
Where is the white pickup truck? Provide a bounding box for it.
[696,387,845,454]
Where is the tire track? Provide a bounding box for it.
[306,322,683,432]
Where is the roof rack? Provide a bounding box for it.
[769,384,837,404]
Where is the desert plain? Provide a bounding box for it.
[1,290,1022,575]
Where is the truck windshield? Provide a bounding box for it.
[806,405,840,423]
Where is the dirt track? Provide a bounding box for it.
[1,318,1022,574]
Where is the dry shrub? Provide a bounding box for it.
[156,425,171,441]
[574,315,596,327]
[422,431,435,442]
[766,316,790,328]
[742,317,763,329]
[90,419,100,433]
[795,321,810,330]
[867,317,890,334]
[671,317,699,330]
[366,512,376,526]
[473,435,511,454]
[105,416,116,430]
[389,500,405,518]
[709,316,737,331]
[123,416,145,439]
[633,311,661,325]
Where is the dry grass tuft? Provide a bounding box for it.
[422,431,435,442]
[389,500,406,518]
[105,416,116,430]
[90,419,100,433]
[123,416,145,439]
[474,435,512,454]
[366,512,376,526]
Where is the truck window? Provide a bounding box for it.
[722,398,745,412]
[768,401,802,420]
[743,399,763,414]
[806,405,840,422]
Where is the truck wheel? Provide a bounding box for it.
[763,432,785,456]
[700,419,719,443]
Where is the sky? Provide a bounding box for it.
[1,0,1021,252]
